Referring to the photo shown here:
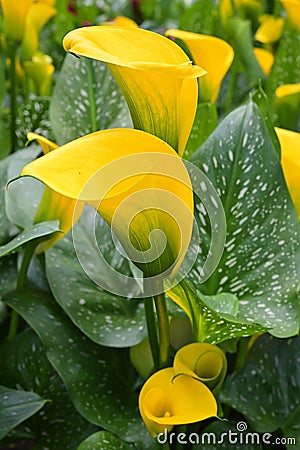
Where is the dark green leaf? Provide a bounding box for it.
[4,289,152,446]
[0,385,45,440]
[221,334,300,446]
[185,103,218,159]
[190,101,299,337]
[0,254,17,299]
[77,431,134,450]
[0,329,95,450]
[179,0,214,35]
[0,221,61,258]
[49,54,132,145]
[45,207,146,348]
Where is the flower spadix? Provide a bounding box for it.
[139,367,217,437]
[63,26,205,156]
[165,30,234,104]
[26,132,84,253]
[173,343,227,394]
[22,129,194,279]
[275,127,300,219]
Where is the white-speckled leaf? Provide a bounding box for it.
[0,255,17,299]
[189,101,299,337]
[221,334,300,447]
[0,221,60,258]
[50,54,132,145]
[169,280,266,344]
[0,329,95,450]
[77,431,134,450]
[0,385,45,440]
[45,207,146,348]
[4,289,152,446]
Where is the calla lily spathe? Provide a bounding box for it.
[275,127,300,219]
[173,343,227,394]
[24,54,54,96]
[0,0,34,43]
[281,0,300,31]
[22,129,194,278]
[139,367,217,437]
[254,48,274,75]
[165,30,234,104]
[26,132,84,253]
[63,26,205,156]
[254,15,284,44]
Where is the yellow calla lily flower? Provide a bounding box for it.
[0,0,34,43]
[276,83,300,98]
[63,26,206,156]
[253,47,274,75]
[275,127,300,219]
[255,15,284,43]
[139,367,217,437]
[22,129,194,278]
[26,132,84,253]
[165,30,234,104]
[24,54,55,96]
[173,343,227,394]
[281,0,300,31]
[102,15,138,27]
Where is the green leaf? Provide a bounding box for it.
[0,329,95,450]
[49,54,132,145]
[267,27,300,98]
[78,431,134,450]
[4,289,152,446]
[0,221,61,258]
[179,0,214,35]
[190,101,299,337]
[0,385,45,440]
[221,334,300,446]
[193,420,262,449]
[168,281,266,344]
[185,102,218,159]
[45,207,146,348]
[0,255,17,299]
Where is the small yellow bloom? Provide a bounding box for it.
[173,342,227,394]
[275,127,300,219]
[165,30,234,103]
[22,129,194,277]
[276,83,300,98]
[281,0,300,31]
[253,47,274,75]
[139,367,217,436]
[101,15,138,27]
[63,26,205,156]
[24,54,55,96]
[255,15,284,43]
[26,133,84,253]
[1,0,34,43]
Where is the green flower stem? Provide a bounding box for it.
[85,58,97,133]
[234,337,250,371]
[154,290,170,369]
[8,241,37,341]
[7,42,18,153]
[144,296,160,371]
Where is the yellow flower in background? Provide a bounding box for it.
[22,129,194,278]
[20,2,56,61]
[165,30,234,104]
[26,132,84,253]
[275,83,300,132]
[281,0,300,31]
[63,26,205,156]
[24,53,55,96]
[0,0,34,43]
[139,367,217,437]
[173,342,227,394]
[255,15,284,43]
[102,15,138,27]
[276,83,300,99]
[254,47,274,75]
[275,127,300,219]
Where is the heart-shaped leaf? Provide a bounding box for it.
[49,54,132,145]
[189,101,299,337]
[0,385,46,440]
[221,334,300,446]
[45,207,146,348]
[4,289,152,446]
[77,431,134,450]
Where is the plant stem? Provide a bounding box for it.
[7,42,18,153]
[234,337,250,372]
[154,289,170,368]
[8,242,37,341]
[85,58,97,133]
[144,296,160,371]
